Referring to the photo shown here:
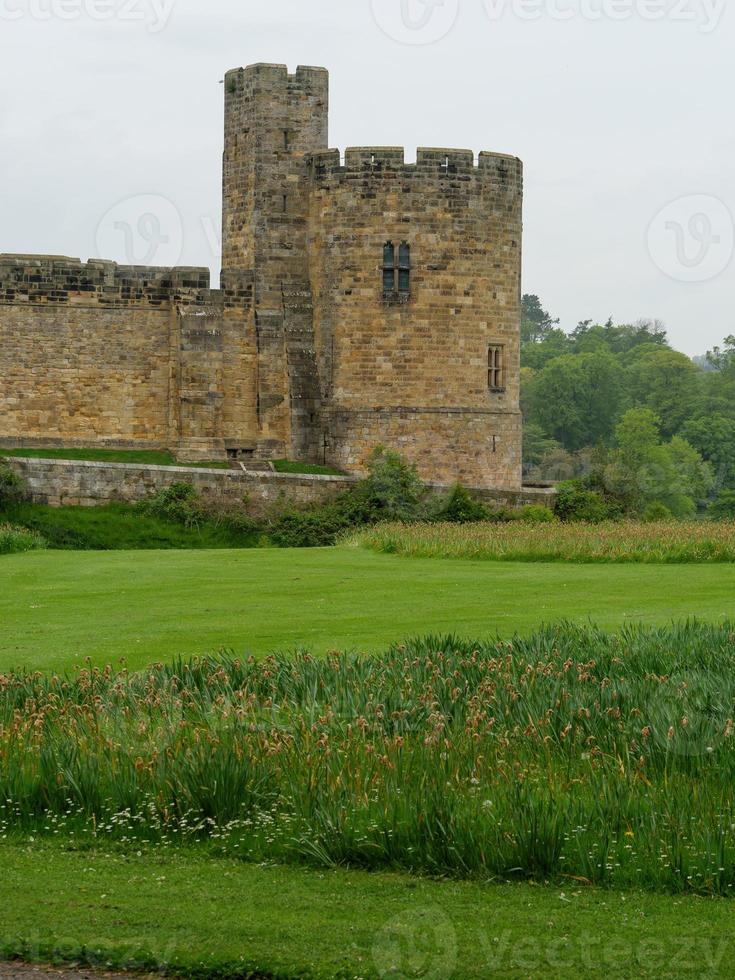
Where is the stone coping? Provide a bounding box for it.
[6,456,356,484]
[7,456,553,499]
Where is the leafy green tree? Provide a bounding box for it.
[604,409,713,517]
[520,329,571,371]
[522,423,561,476]
[706,335,735,374]
[680,415,735,489]
[528,352,624,451]
[571,319,668,356]
[710,490,735,520]
[521,294,559,344]
[625,348,703,437]
[358,446,426,522]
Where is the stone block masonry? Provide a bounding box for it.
[1,62,524,491]
[0,256,255,463]
[5,457,553,512]
[7,457,355,512]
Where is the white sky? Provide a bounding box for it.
[1,0,733,354]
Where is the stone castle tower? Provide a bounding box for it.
[0,62,523,490]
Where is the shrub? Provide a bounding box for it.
[644,501,673,522]
[356,446,426,522]
[267,506,352,548]
[139,482,201,527]
[0,459,27,508]
[555,480,617,523]
[0,523,46,555]
[433,484,489,524]
[709,490,735,520]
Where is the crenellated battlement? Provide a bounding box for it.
[307,147,522,191]
[0,256,222,308]
[224,62,329,97]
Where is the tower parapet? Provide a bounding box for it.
[308,147,522,196]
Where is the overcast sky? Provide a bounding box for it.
[1,0,733,354]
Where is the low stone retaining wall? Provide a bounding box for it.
[6,458,356,511]
[5,457,556,512]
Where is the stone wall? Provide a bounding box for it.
[306,147,523,489]
[6,456,553,512]
[0,256,256,461]
[6,457,354,511]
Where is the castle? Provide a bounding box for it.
[0,63,523,490]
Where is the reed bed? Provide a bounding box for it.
[2,622,735,893]
[347,520,735,563]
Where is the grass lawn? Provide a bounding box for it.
[1,547,734,672]
[272,458,346,476]
[1,447,230,469]
[0,843,732,979]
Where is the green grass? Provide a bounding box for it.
[2,547,735,672]
[0,502,258,551]
[1,843,733,979]
[1,447,230,469]
[4,624,735,892]
[272,458,345,476]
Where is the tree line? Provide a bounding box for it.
[521,295,735,519]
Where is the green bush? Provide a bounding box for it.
[357,446,426,522]
[0,459,27,507]
[709,490,735,520]
[555,480,617,523]
[267,506,353,548]
[139,482,201,526]
[643,501,674,522]
[0,523,46,555]
[434,484,489,523]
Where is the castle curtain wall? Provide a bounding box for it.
[0,258,256,459]
[0,303,172,448]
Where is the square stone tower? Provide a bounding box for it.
[222,63,329,461]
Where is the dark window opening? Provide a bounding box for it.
[383,240,410,301]
[488,344,506,392]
